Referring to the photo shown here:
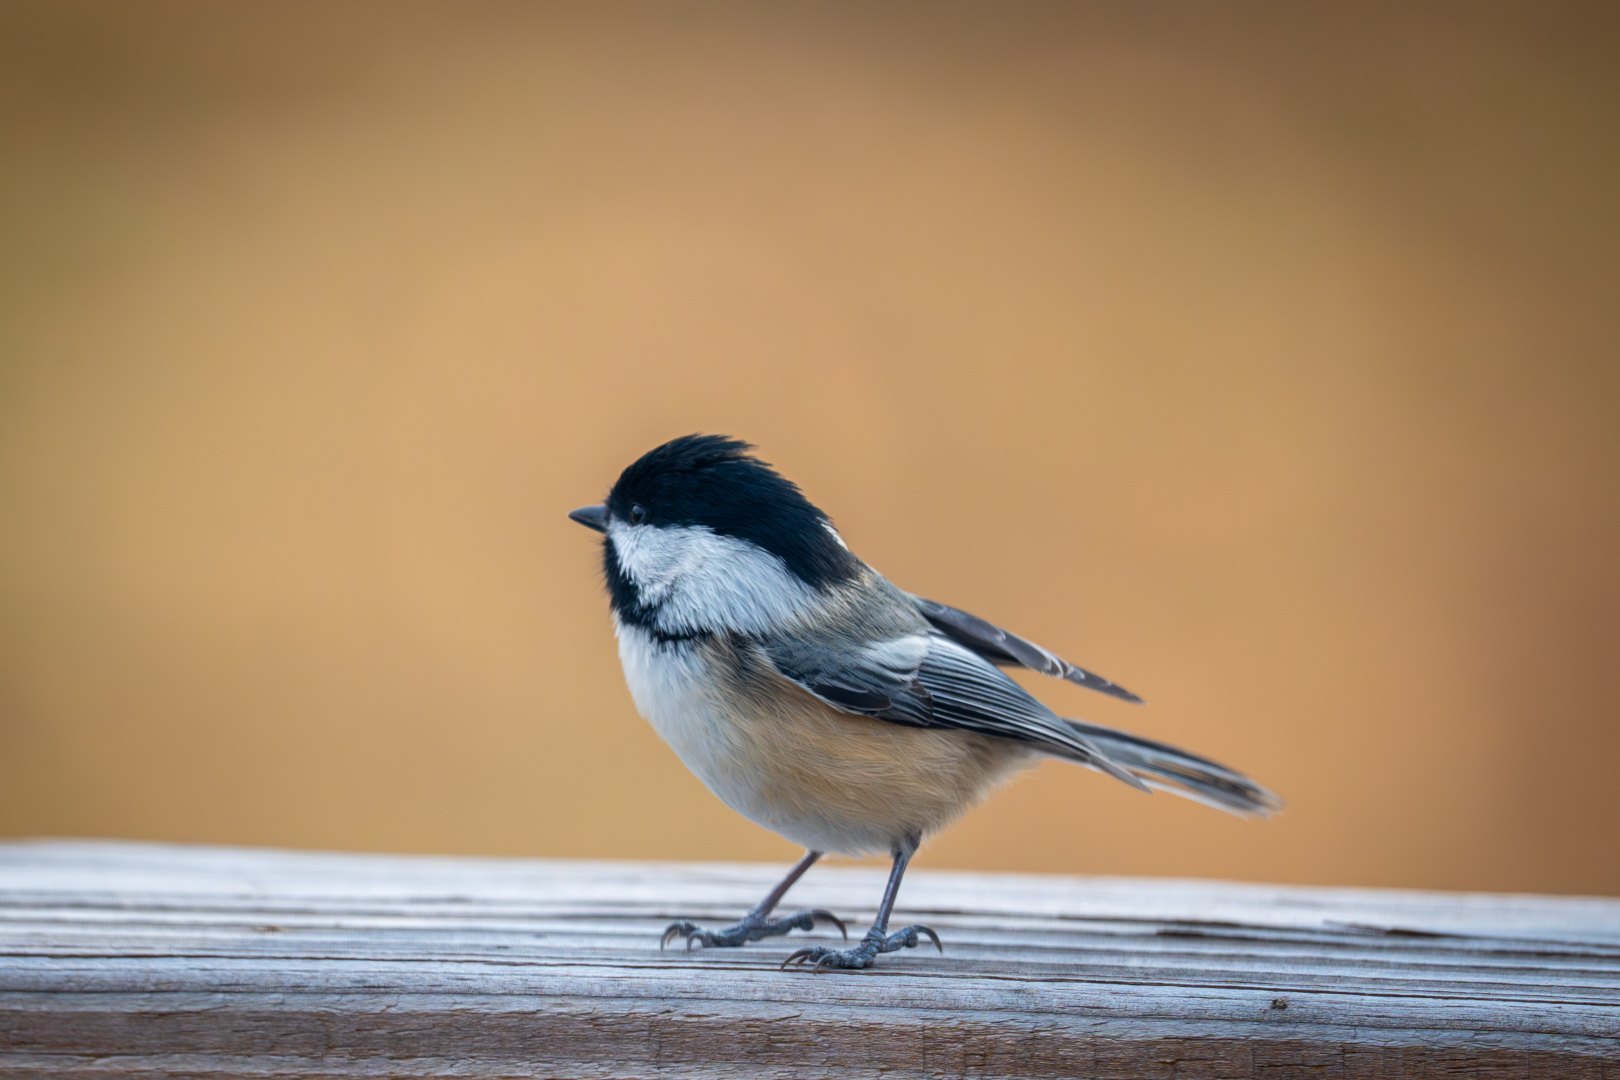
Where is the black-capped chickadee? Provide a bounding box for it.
[570,435,1279,971]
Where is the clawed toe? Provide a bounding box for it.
[781,944,842,971]
[889,924,943,954]
[803,908,849,940]
[781,942,878,971]
[660,920,703,951]
[780,924,943,972]
[660,908,846,952]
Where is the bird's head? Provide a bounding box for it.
[569,435,862,636]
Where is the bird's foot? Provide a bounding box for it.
[781,923,942,971]
[661,908,846,951]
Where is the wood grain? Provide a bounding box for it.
[2,840,1616,1078]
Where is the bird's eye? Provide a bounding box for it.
[629,504,648,525]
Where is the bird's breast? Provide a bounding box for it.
[613,620,1034,856]
[615,623,746,786]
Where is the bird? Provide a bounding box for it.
[569,434,1279,971]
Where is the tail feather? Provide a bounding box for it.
[1064,719,1282,818]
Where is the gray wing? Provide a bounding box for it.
[913,597,1144,704]
[760,630,1149,792]
[758,632,934,727]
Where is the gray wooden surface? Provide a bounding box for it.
[1,840,1616,1078]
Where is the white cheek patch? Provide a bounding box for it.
[609,521,820,636]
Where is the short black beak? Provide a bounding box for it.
[568,504,609,533]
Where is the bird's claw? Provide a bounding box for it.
[660,909,846,951]
[780,924,942,971]
[803,909,849,940]
[659,920,702,951]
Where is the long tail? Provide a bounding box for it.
[1065,719,1282,817]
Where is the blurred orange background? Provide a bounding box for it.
[2,2,1616,896]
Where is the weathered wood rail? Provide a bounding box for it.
[1,840,1616,1078]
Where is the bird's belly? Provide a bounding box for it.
[615,625,1034,856]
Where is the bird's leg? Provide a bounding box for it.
[781,837,941,972]
[661,850,846,951]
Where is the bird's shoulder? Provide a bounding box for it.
[748,569,935,723]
